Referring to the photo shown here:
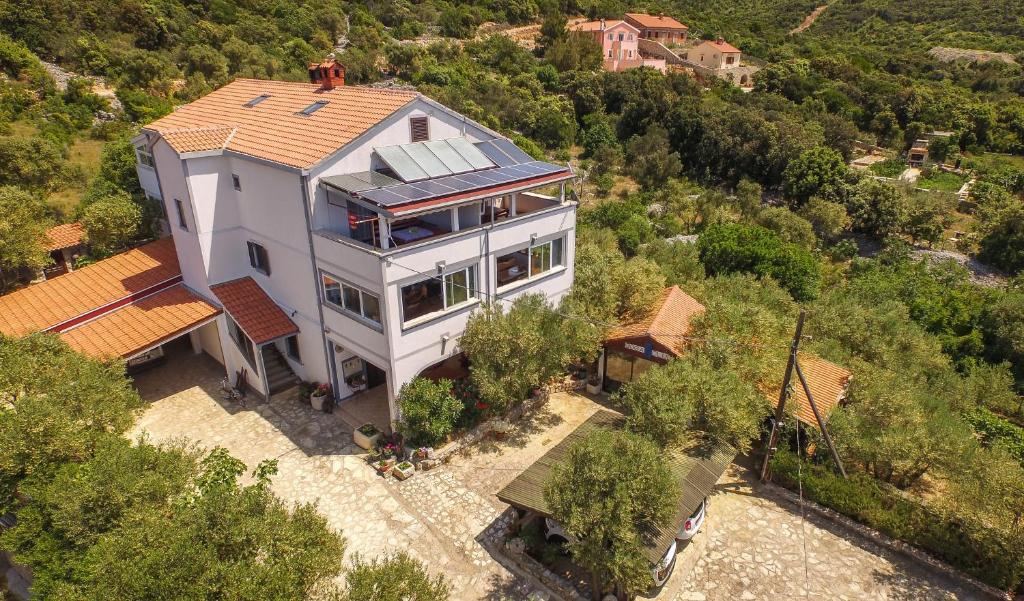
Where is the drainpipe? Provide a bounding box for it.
[298,174,339,401]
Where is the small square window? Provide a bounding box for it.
[174,199,188,230]
[247,241,270,275]
[232,174,241,191]
[410,116,429,142]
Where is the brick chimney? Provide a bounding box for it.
[308,54,345,90]
[600,18,606,30]
[716,36,725,45]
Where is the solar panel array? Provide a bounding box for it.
[358,161,569,208]
[375,138,495,182]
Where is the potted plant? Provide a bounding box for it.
[347,373,367,393]
[310,383,331,411]
[392,461,415,480]
[375,457,396,473]
[586,371,602,395]
[298,381,316,403]
[491,419,511,441]
[354,423,381,450]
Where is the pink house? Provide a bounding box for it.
[570,19,667,73]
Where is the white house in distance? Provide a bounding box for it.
[130,58,577,426]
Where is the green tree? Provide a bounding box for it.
[625,125,682,190]
[798,196,851,243]
[545,428,677,597]
[0,334,142,511]
[639,239,705,286]
[567,241,665,325]
[397,378,462,446]
[0,186,50,285]
[80,192,142,255]
[734,178,763,218]
[545,31,602,72]
[343,552,449,601]
[0,136,65,190]
[459,294,599,412]
[782,146,848,207]
[618,355,767,452]
[756,207,817,248]
[698,223,822,301]
[845,178,909,239]
[978,205,1024,274]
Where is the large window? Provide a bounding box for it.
[401,265,477,324]
[496,238,564,289]
[322,274,381,326]
[227,315,256,369]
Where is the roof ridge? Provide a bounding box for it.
[646,285,680,334]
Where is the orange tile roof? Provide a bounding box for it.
[624,13,689,30]
[145,79,419,169]
[210,277,298,344]
[0,238,181,337]
[60,284,220,358]
[160,125,236,153]
[695,39,742,54]
[571,20,631,32]
[788,355,853,428]
[44,222,85,252]
[605,286,706,356]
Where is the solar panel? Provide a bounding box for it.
[403,143,453,178]
[474,140,517,167]
[492,138,535,163]
[355,162,569,208]
[376,145,429,182]
[424,140,474,173]
[447,137,495,170]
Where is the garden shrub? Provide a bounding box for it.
[698,223,822,300]
[966,407,1024,465]
[397,377,462,446]
[771,451,1024,591]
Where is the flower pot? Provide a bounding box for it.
[375,457,397,473]
[311,393,329,411]
[392,461,415,480]
[354,424,381,450]
[586,379,602,395]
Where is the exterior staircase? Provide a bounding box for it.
[262,345,299,396]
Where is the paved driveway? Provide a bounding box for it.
[132,353,986,601]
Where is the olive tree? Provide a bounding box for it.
[545,429,677,597]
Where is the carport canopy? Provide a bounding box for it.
[496,410,736,564]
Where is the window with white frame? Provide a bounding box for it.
[401,265,477,324]
[496,237,564,289]
[135,144,155,169]
[322,273,382,326]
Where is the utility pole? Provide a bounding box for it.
[760,310,805,481]
[793,358,847,479]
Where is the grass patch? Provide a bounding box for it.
[965,152,1024,174]
[868,157,906,178]
[917,169,967,192]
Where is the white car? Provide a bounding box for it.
[544,518,678,589]
[677,497,707,541]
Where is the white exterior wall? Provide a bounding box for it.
[141,90,576,419]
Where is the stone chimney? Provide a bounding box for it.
[600,18,606,30]
[716,36,725,45]
[308,54,345,90]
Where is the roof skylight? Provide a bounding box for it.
[298,100,328,116]
[244,94,270,107]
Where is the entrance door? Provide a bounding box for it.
[366,361,386,389]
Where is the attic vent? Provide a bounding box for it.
[298,100,328,116]
[244,94,270,107]
[410,116,429,143]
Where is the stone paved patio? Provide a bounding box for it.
[132,351,989,601]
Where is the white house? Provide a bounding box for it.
[131,58,577,426]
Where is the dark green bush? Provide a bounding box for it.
[771,451,1024,591]
[397,377,462,447]
[698,223,822,300]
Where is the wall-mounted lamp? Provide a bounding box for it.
[530,233,538,244]
[436,261,446,275]
[441,333,450,353]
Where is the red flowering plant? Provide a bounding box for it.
[454,377,488,430]
[311,382,331,398]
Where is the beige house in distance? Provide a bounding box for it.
[684,38,743,70]
[623,13,689,45]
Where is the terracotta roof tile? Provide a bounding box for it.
[44,222,85,251]
[0,238,180,337]
[624,13,689,30]
[160,125,236,153]
[571,20,633,32]
[788,355,853,428]
[694,39,742,54]
[60,284,220,359]
[145,79,418,169]
[210,277,298,344]
[605,286,706,356]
